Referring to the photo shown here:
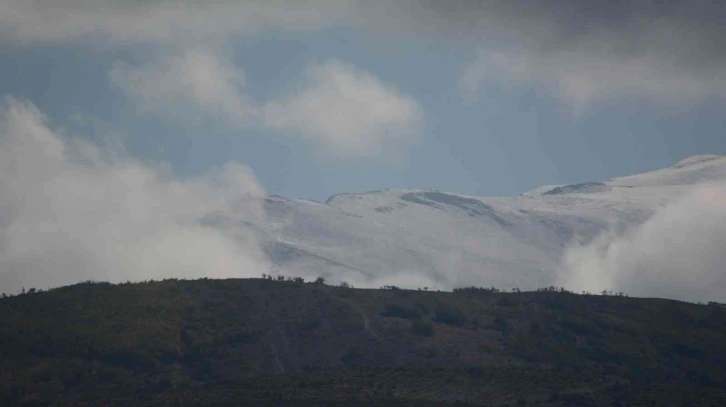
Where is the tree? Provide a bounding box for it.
[314,277,325,285]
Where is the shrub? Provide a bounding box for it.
[410,320,435,336]
[382,303,421,320]
[415,302,430,315]
[433,304,465,326]
[340,348,360,364]
[497,295,513,307]
[560,318,597,336]
[453,286,500,294]
[493,317,509,333]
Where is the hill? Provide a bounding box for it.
[2,278,726,406]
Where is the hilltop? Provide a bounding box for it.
[2,278,726,406]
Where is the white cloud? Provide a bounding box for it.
[263,60,423,154]
[460,49,726,112]
[109,48,256,124]
[0,96,270,294]
[557,181,726,302]
[110,50,423,155]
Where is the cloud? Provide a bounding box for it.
[0,0,354,45]
[0,96,270,294]
[557,181,726,302]
[109,48,256,124]
[394,1,726,107]
[111,50,423,155]
[263,60,423,154]
[6,1,724,108]
[459,49,726,112]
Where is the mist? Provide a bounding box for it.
[558,181,726,302]
[0,97,270,294]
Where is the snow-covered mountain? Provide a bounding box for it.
[244,155,726,290]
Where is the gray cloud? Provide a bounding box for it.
[404,1,726,59]
[2,1,724,106]
[0,97,270,294]
[0,0,354,45]
[377,1,726,107]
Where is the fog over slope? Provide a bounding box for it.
[245,155,726,302]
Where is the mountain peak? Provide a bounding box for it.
[670,155,725,169]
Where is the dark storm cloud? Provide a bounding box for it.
[1,1,723,105]
[402,0,726,65]
[377,1,726,106]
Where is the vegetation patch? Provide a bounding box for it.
[433,303,466,326]
[2,278,726,406]
[381,303,421,320]
[410,320,435,336]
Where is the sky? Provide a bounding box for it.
[2,0,725,202]
[1,1,726,296]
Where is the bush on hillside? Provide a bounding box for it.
[433,304,465,326]
[382,303,421,320]
[411,320,435,336]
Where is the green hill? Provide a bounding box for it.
[2,278,726,406]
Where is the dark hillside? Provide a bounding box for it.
[2,279,726,406]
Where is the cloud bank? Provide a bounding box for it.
[4,1,725,108]
[459,50,726,112]
[0,0,354,45]
[111,50,422,155]
[428,0,726,108]
[558,181,726,302]
[0,97,270,294]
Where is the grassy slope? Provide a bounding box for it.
[1,278,726,406]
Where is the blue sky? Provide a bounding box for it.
[1,1,725,202]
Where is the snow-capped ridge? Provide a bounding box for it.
[243,155,726,293]
[609,154,726,188]
[670,155,724,169]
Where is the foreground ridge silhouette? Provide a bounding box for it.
[2,278,726,406]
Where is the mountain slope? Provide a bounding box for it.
[247,155,726,290]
